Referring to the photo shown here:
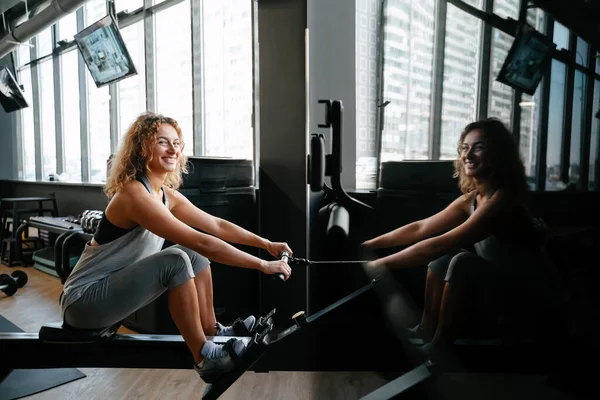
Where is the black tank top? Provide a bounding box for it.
[93,176,166,245]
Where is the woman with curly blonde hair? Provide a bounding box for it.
[61,112,293,383]
[363,118,560,357]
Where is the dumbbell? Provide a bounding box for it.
[81,210,103,233]
[0,270,29,296]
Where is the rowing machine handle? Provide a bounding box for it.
[274,251,290,282]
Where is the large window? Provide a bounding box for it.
[16,41,35,181]
[155,0,193,154]
[569,71,586,185]
[59,12,78,41]
[37,27,53,58]
[14,0,255,184]
[19,66,35,181]
[61,50,82,182]
[520,5,545,189]
[87,75,111,183]
[489,28,514,123]
[576,37,588,68]
[553,21,569,50]
[39,60,56,179]
[60,15,82,182]
[36,27,56,179]
[10,0,597,194]
[440,2,483,159]
[118,21,146,139]
[546,60,566,190]
[201,0,254,158]
[376,0,595,192]
[116,0,143,13]
[86,0,110,182]
[520,90,540,188]
[379,0,436,162]
[493,0,520,21]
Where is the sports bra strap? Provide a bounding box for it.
[136,175,167,205]
[470,188,496,215]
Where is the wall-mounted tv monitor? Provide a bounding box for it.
[0,66,28,113]
[496,24,556,96]
[74,14,137,88]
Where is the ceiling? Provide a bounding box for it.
[0,0,598,53]
[532,0,600,50]
[0,0,24,14]
[0,0,50,35]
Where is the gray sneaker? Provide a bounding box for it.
[194,339,246,383]
[215,315,256,336]
[406,323,433,342]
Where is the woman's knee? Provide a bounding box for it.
[446,251,482,282]
[428,252,457,280]
[169,245,210,275]
[156,248,195,288]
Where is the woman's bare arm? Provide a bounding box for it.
[117,183,268,271]
[363,194,471,249]
[369,189,510,269]
[167,188,291,258]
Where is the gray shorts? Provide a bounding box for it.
[429,250,502,313]
[429,249,499,283]
[64,245,209,329]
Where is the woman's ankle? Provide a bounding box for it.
[194,342,208,364]
[420,321,436,338]
[204,325,218,336]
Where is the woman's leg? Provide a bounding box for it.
[433,252,498,349]
[420,252,458,337]
[167,246,217,335]
[64,247,208,363]
[168,280,206,362]
[421,267,446,336]
[194,266,218,335]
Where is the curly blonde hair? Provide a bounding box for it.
[453,118,528,198]
[104,112,188,199]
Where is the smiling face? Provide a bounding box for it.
[147,123,181,173]
[459,129,490,179]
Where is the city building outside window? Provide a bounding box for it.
[118,21,146,142]
[546,60,566,190]
[200,0,254,159]
[378,0,436,165]
[440,2,483,160]
[86,0,111,182]
[155,0,194,155]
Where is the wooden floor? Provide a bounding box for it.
[0,264,580,400]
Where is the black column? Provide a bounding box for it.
[257,0,309,323]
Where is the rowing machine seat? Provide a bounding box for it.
[39,322,121,343]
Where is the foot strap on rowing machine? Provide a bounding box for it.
[231,318,253,336]
[224,338,247,369]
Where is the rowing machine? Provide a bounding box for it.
[0,262,429,400]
